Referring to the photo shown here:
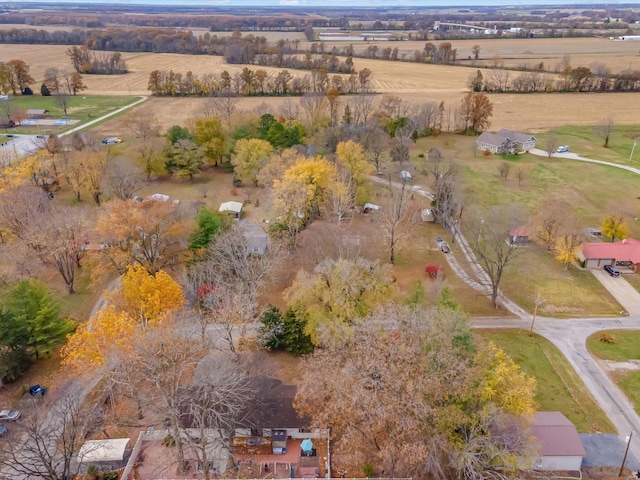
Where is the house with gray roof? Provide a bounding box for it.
[476,129,537,154]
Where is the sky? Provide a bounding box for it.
[13,0,636,6]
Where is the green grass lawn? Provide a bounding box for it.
[587,329,640,416]
[587,329,640,362]
[537,125,640,165]
[477,329,615,433]
[9,95,137,119]
[409,134,636,315]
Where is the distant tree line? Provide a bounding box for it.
[147,67,373,97]
[0,12,348,30]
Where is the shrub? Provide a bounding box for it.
[362,461,376,477]
[483,149,492,157]
[103,471,120,480]
[599,331,616,344]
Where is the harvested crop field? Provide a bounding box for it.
[3,41,640,132]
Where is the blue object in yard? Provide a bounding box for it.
[29,384,45,396]
[0,425,7,437]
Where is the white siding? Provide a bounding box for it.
[538,455,583,471]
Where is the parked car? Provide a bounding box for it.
[441,243,451,254]
[0,425,7,437]
[0,410,21,421]
[435,236,444,244]
[556,145,569,153]
[101,137,122,145]
[604,265,620,277]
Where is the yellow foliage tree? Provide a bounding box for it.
[475,341,537,416]
[273,156,337,221]
[335,140,372,187]
[602,213,628,242]
[231,138,273,186]
[109,264,185,327]
[553,232,581,269]
[61,306,136,372]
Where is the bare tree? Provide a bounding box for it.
[498,161,510,179]
[357,122,390,173]
[187,228,281,345]
[596,116,615,147]
[202,94,239,128]
[0,388,101,480]
[181,357,255,480]
[54,94,70,117]
[515,165,529,186]
[278,98,300,121]
[376,178,418,264]
[349,93,376,125]
[132,320,207,474]
[432,163,464,244]
[299,92,328,132]
[486,69,511,92]
[328,168,356,223]
[107,165,143,200]
[545,135,558,157]
[467,205,526,308]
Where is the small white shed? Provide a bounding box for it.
[78,438,131,464]
[219,201,243,219]
[400,170,413,183]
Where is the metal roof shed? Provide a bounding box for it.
[78,438,131,464]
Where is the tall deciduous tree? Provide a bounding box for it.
[231,138,273,186]
[458,92,493,133]
[7,59,34,94]
[376,178,418,264]
[163,139,203,181]
[285,257,393,344]
[596,116,615,148]
[193,116,226,167]
[294,304,536,479]
[602,212,628,242]
[468,205,526,308]
[95,198,186,275]
[0,388,101,480]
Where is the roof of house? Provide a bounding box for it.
[476,131,511,147]
[581,238,640,264]
[240,222,267,250]
[240,376,310,429]
[497,129,537,144]
[78,438,130,463]
[219,201,243,214]
[531,412,586,457]
[509,229,530,237]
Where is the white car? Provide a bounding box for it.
[0,409,21,421]
[556,145,569,153]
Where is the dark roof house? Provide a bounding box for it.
[530,411,586,472]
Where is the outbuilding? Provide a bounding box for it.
[530,411,586,472]
[219,201,243,219]
[78,438,131,471]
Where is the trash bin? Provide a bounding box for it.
[29,384,46,396]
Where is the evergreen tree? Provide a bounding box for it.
[4,280,74,359]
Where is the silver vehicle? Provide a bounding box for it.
[0,409,21,421]
[556,145,569,153]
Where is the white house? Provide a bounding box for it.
[476,130,537,154]
[530,412,586,472]
[219,201,243,219]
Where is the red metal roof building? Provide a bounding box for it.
[580,238,640,271]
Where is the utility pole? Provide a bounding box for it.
[629,138,637,164]
[529,292,545,337]
[619,431,633,477]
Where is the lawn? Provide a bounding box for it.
[588,330,640,416]
[587,330,640,362]
[476,329,615,433]
[8,95,137,119]
[411,135,627,316]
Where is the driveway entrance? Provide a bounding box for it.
[592,269,640,315]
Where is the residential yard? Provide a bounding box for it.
[476,329,615,433]
[588,330,640,416]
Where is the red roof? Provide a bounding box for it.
[509,229,530,237]
[581,238,640,264]
[531,412,586,457]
